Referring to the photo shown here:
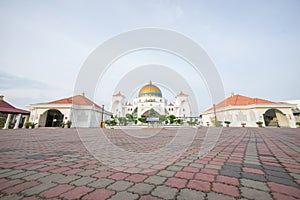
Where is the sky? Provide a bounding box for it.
[0,0,300,115]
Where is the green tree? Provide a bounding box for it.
[126,113,134,122]
[159,115,167,122]
[168,114,176,124]
[118,117,128,126]
[138,115,147,123]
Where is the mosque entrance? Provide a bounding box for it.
[45,109,64,127]
[142,108,160,118]
[263,109,289,127]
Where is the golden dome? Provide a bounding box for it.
[138,81,162,97]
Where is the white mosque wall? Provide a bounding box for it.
[28,104,111,128]
[28,104,72,127]
[201,104,296,128]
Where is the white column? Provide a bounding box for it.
[14,114,22,129]
[3,114,12,129]
[22,115,30,128]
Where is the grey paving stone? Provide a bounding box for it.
[167,165,183,172]
[244,160,261,165]
[22,182,57,196]
[54,175,81,184]
[146,160,161,165]
[70,176,96,186]
[88,178,115,188]
[243,163,263,170]
[27,164,47,170]
[0,194,23,200]
[205,164,221,170]
[48,161,64,165]
[177,188,205,200]
[290,173,300,180]
[151,185,178,200]
[0,170,24,178]
[240,179,269,191]
[9,170,37,179]
[109,191,138,200]
[65,158,78,162]
[222,165,241,172]
[174,162,189,167]
[38,173,66,183]
[265,169,292,179]
[77,169,98,177]
[107,181,134,192]
[144,175,166,185]
[94,166,110,171]
[224,162,242,167]
[156,170,175,178]
[266,175,299,187]
[262,165,286,172]
[181,159,194,163]
[242,172,266,182]
[220,169,241,178]
[189,163,204,169]
[207,192,235,200]
[128,183,155,195]
[0,169,12,174]
[241,187,272,200]
[23,172,50,181]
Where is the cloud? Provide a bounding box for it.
[0,71,47,90]
[0,71,70,109]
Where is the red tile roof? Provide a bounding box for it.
[0,99,30,114]
[47,95,102,109]
[113,91,124,97]
[177,91,188,97]
[206,94,283,112]
[168,102,174,106]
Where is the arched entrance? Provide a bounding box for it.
[45,109,64,127]
[142,108,161,118]
[263,109,289,127]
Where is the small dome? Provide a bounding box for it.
[138,81,162,97]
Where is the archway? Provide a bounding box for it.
[142,108,161,118]
[263,109,289,127]
[44,109,64,127]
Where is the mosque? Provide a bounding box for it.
[111,81,192,119]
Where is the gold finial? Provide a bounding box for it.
[231,92,235,97]
[149,80,152,85]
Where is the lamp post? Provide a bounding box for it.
[213,104,217,127]
[101,104,104,128]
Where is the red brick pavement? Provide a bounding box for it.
[0,128,299,199]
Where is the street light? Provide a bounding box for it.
[213,104,218,127]
[101,104,104,128]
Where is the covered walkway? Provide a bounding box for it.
[0,95,30,129]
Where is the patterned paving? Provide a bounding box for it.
[0,127,299,199]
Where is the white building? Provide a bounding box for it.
[27,94,111,128]
[283,100,300,123]
[201,94,297,128]
[111,81,192,120]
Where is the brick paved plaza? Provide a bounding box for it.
[0,127,299,200]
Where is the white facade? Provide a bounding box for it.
[111,82,192,119]
[201,95,297,128]
[27,95,111,128]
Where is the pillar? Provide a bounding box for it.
[22,115,30,128]
[14,114,22,129]
[3,113,12,129]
